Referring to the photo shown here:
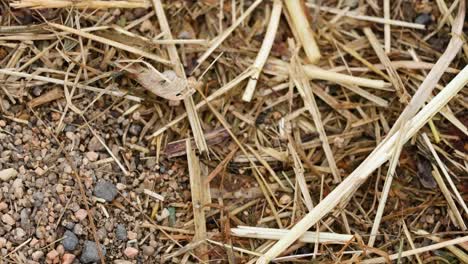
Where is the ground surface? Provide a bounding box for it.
[0,0,467,263]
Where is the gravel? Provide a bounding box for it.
[62,230,79,251]
[93,180,118,202]
[80,241,106,263]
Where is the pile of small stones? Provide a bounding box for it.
[0,95,191,263]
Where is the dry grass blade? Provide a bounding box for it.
[257,65,468,263]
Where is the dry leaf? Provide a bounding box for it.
[132,66,195,101]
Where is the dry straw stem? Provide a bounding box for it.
[152,0,208,154]
[48,23,171,65]
[363,27,409,102]
[284,0,321,64]
[383,0,391,53]
[307,3,425,29]
[11,0,151,9]
[290,59,341,183]
[256,65,468,263]
[287,141,314,211]
[149,67,255,138]
[422,134,468,215]
[231,226,353,244]
[196,0,263,67]
[0,69,142,102]
[361,235,468,263]
[186,139,209,262]
[242,0,282,102]
[304,66,390,90]
[416,230,468,263]
[385,0,465,139]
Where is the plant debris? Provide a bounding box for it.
[0,0,467,263]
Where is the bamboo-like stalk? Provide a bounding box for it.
[284,0,321,64]
[242,0,282,102]
[231,226,353,244]
[256,65,468,264]
[11,0,151,9]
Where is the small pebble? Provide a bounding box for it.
[123,247,139,258]
[1,214,15,226]
[142,245,155,256]
[75,209,88,221]
[62,230,79,251]
[415,13,432,25]
[62,253,76,264]
[127,231,137,240]
[115,224,127,241]
[93,180,118,202]
[0,168,18,181]
[32,251,44,261]
[279,194,292,205]
[73,224,84,236]
[85,151,99,162]
[80,241,106,264]
[46,249,59,263]
[129,124,142,136]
